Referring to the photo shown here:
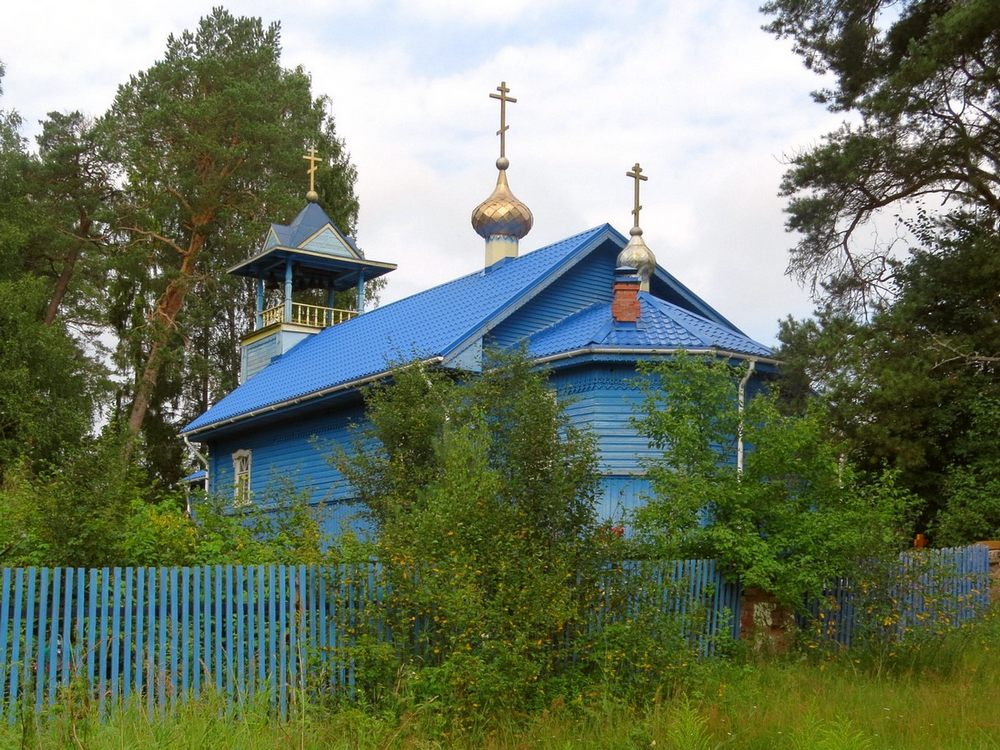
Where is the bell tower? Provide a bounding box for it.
[229,148,396,382]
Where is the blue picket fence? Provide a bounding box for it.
[805,545,991,648]
[0,559,738,720]
[0,548,987,720]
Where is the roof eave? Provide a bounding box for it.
[182,356,446,440]
[533,346,780,367]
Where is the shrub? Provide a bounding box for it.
[632,354,914,609]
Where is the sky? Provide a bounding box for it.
[0,0,844,345]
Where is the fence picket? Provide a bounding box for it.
[8,569,23,724]
[45,569,60,705]
[110,568,121,710]
[278,564,287,720]
[34,568,47,713]
[236,566,245,706]
[0,568,10,719]
[23,568,36,716]
[169,567,179,714]
[181,567,190,701]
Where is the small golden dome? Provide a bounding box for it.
[471,165,533,241]
[617,226,656,291]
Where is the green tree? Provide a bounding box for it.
[0,278,100,479]
[25,111,113,328]
[337,351,603,716]
[100,8,359,469]
[762,0,1000,313]
[763,0,1000,542]
[0,64,104,481]
[633,354,912,607]
[776,216,1000,538]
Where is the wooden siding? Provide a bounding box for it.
[302,226,356,258]
[597,476,653,523]
[208,403,371,536]
[552,364,659,475]
[487,240,618,348]
[241,333,278,382]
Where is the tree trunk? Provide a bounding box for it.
[125,233,204,444]
[43,214,90,326]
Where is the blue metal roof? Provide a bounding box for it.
[183,224,616,435]
[269,202,363,256]
[527,293,773,360]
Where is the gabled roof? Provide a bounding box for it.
[230,202,395,289]
[183,224,619,436]
[265,202,363,257]
[527,293,773,361]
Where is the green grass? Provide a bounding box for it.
[3,613,999,749]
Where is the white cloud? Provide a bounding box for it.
[0,0,840,345]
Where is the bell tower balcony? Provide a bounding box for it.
[259,302,358,330]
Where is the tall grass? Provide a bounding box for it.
[2,611,998,749]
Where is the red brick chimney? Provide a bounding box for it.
[612,266,641,323]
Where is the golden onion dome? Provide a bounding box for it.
[616,226,656,291]
[471,158,533,241]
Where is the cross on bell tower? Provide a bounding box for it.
[616,161,657,293]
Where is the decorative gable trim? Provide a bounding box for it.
[300,225,361,259]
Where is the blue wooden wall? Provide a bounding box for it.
[208,401,370,537]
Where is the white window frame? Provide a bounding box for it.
[232,449,252,507]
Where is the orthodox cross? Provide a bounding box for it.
[303,146,320,193]
[627,162,648,228]
[489,81,517,159]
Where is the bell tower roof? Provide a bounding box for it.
[229,201,395,291]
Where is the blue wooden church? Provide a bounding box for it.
[181,83,775,534]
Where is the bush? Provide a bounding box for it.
[632,354,914,609]
[337,351,620,721]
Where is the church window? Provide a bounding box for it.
[232,450,252,506]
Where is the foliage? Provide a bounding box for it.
[3,13,366,485]
[763,1,1000,541]
[932,464,1000,546]
[338,350,628,719]
[632,353,913,607]
[762,0,1000,313]
[0,69,106,481]
[776,216,1000,538]
[0,278,101,480]
[100,7,360,475]
[800,547,990,677]
[0,432,146,567]
[0,432,330,568]
[3,611,1000,748]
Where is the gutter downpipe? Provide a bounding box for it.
[737,359,757,478]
